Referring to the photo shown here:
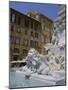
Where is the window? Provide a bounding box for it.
[11,13,16,23]
[23,49,28,57]
[15,36,20,44]
[34,23,38,30]
[14,48,19,53]
[25,40,28,46]
[17,28,21,33]
[31,31,34,37]
[31,21,33,29]
[10,25,14,31]
[13,55,19,60]
[24,19,29,27]
[30,40,34,47]
[35,32,38,38]
[23,39,28,46]
[10,36,14,44]
[18,16,21,25]
[35,41,38,47]
[44,35,46,43]
[24,29,28,35]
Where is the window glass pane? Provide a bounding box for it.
[34,23,38,30]
[14,48,19,53]
[31,21,33,29]
[10,36,14,44]
[24,19,29,27]
[30,40,34,47]
[18,16,21,25]
[13,55,19,61]
[15,37,20,44]
[12,14,16,23]
[11,25,14,31]
[31,31,34,37]
[23,49,28,57]
[23,38,28,46]
[35,32,38,38]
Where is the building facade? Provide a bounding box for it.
[10,8,43,61]
[10,8,53,62]
[27,11,53,53]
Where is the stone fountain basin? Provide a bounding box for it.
[16,70,65,85]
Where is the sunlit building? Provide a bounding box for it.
[27,11,53,53]
[10,8,53,62]
[10,8,43,61]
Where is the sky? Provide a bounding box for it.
[9,1,60,21]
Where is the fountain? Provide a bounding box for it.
[21,29,65,82]
[10,29,65,88]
